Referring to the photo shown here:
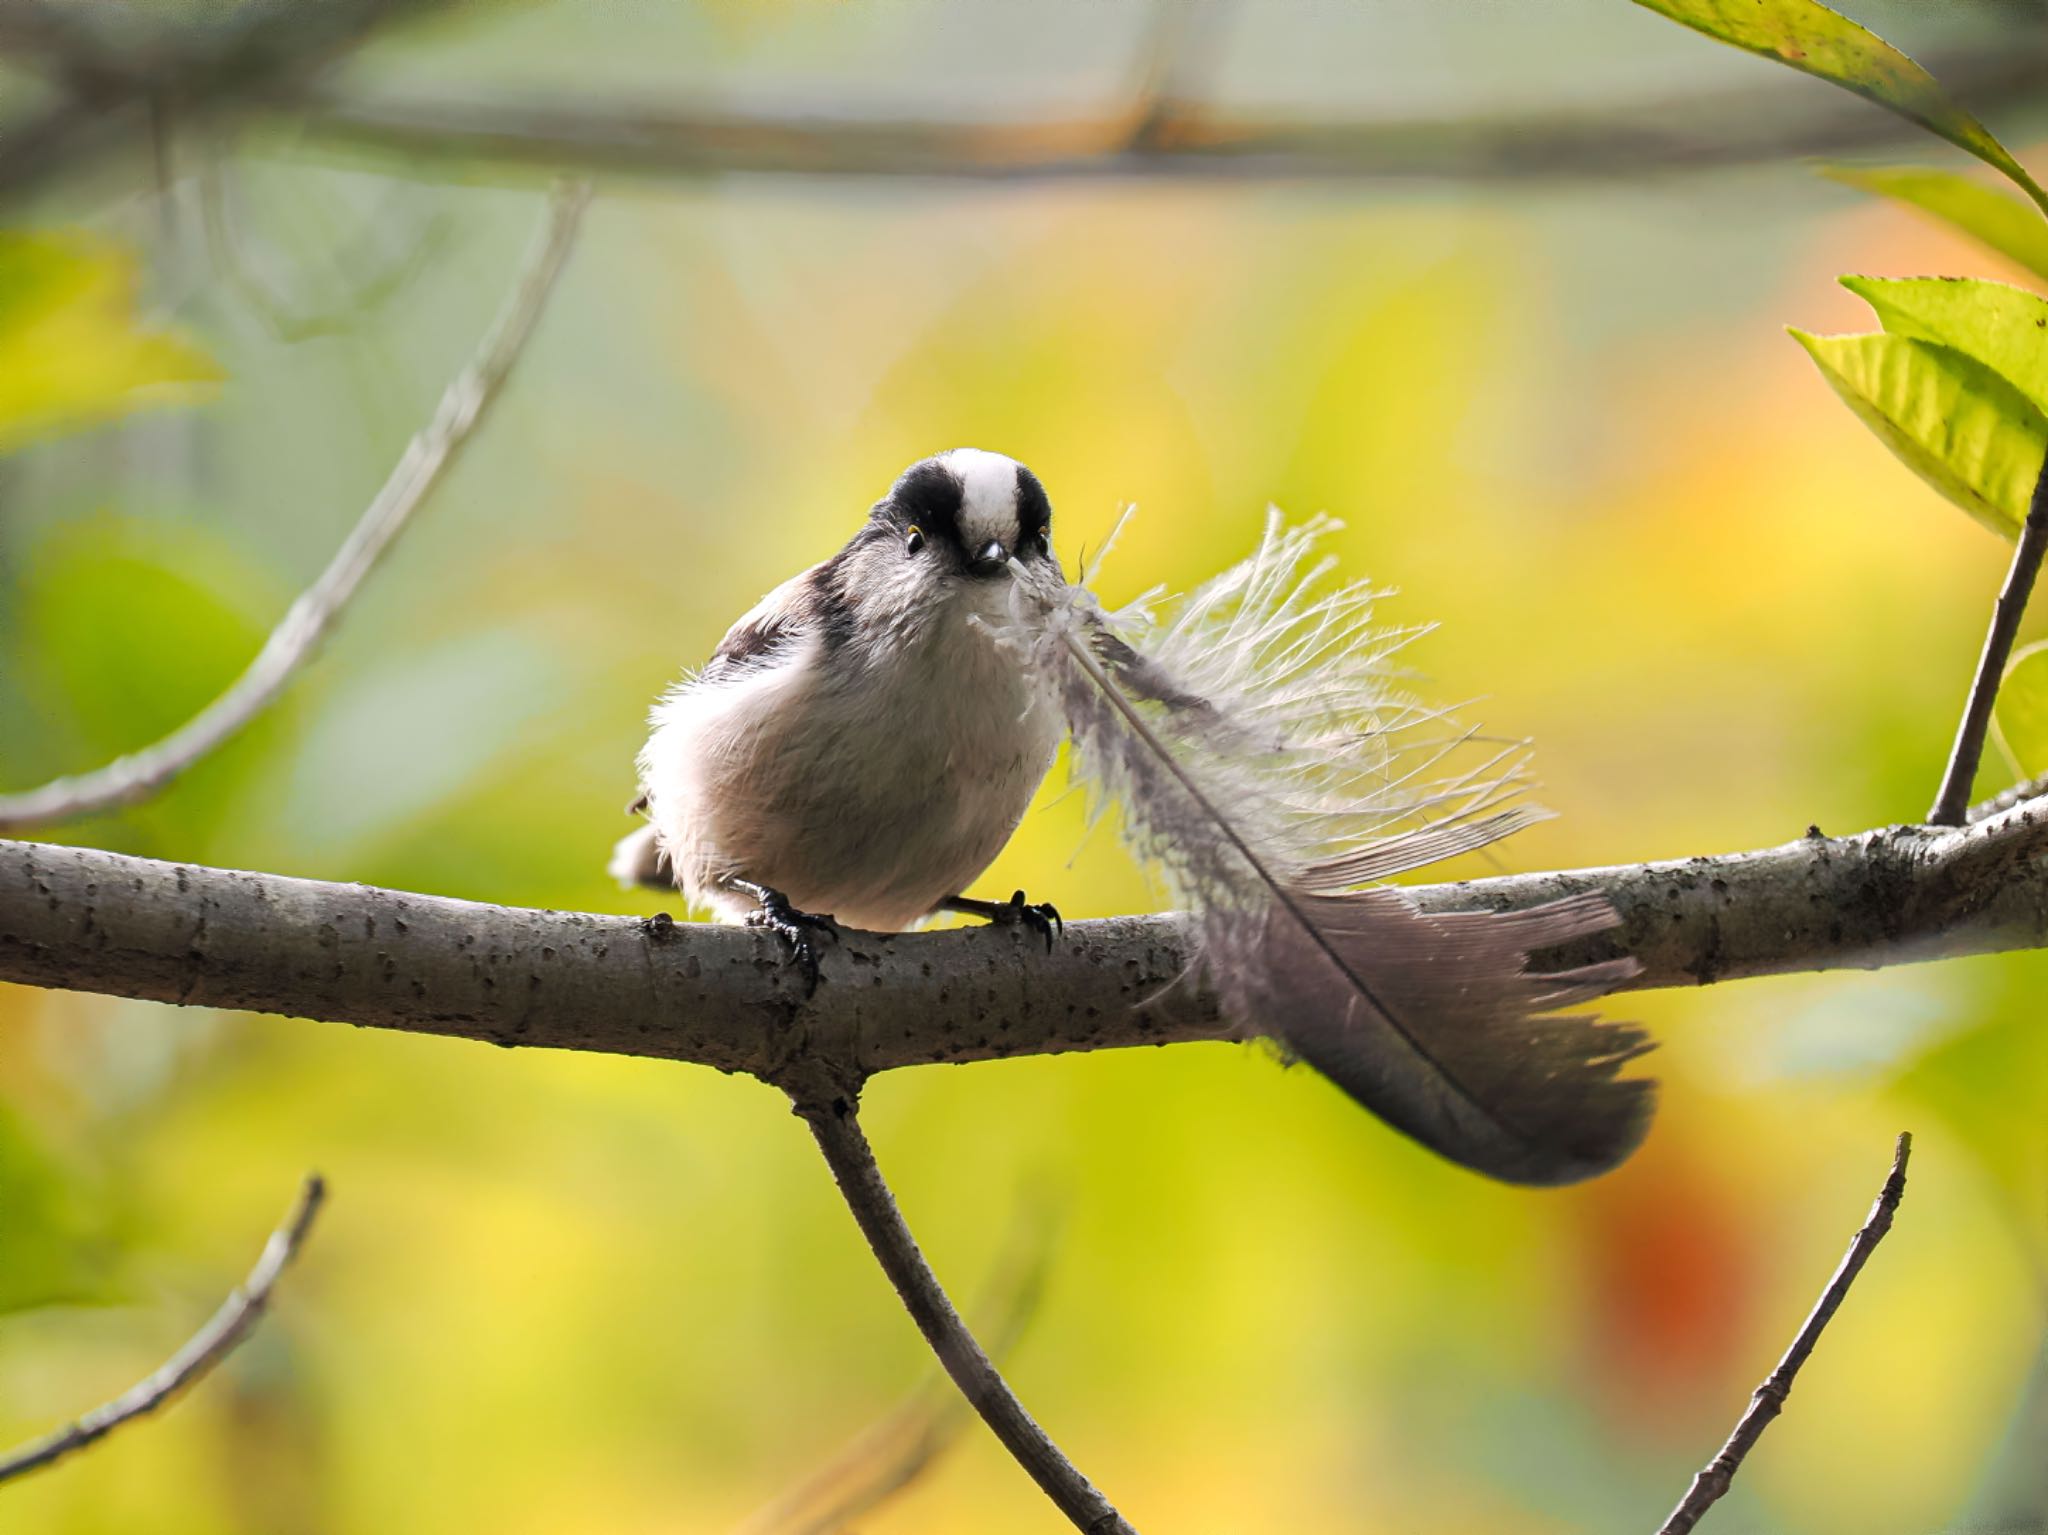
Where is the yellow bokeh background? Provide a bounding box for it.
[2,7,2046,1531]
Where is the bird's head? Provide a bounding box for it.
[866,448,1057,587]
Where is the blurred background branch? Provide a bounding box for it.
[0,179,590,830]
[289,38,2048,188]
[0,1173,324,1487]
[195,153,454,344]
[3,1,2046,206]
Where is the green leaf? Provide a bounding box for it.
[1790,327,2048,538]
[1632,0,2048,219]
[1824,166,2048,284]
[0,228,221,456]
[1840,275,2048,419]
[1992,640,2048,778]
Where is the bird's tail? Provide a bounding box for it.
[608,823,672,891]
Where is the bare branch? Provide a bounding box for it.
[1657,1133,1912,1535]
[732,1196,1056,1535]
[1931,452,2048,826]
[0,179,591,832]
[285,40,2048,188]
[0,1173,326,1487]
[6,802,2048,1081]
[795,1096,1134,1535]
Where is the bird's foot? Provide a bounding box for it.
[943,890,1063,952]
[737,882,840,993]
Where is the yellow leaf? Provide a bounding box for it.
[0,229,221,456]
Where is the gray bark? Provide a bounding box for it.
[6,802,2047,1085]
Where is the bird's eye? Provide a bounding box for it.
[905,526,926,555]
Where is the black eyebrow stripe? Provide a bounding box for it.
[889,460,966,544]
[1015,464,1052,541]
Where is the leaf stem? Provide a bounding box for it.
[1929,448,2048,826]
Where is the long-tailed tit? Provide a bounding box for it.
[612,449,1067,982]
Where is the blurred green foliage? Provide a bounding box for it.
[1825,165,2048,283]
[0,3,2045,1533]
[1994,641,2048,777]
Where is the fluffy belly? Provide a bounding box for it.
[647,638,1059,930]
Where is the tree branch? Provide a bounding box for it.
[283,40,2048,189]
[0,178,591,832]
[1656,1133,1912,1535]
[1930,451,2048,826]
[0,1172,326,1487]
[6,801,2048,1081]
[796,1096,1134,1535]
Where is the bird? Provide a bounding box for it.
[611,449,1069,983]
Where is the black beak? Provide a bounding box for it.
[969,539,1010,576]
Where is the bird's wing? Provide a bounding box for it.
[696,564,831,685]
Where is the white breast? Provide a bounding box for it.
[637,590,1061,930]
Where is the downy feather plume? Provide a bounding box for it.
[992,511,1655,1186]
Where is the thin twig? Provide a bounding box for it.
[1930,452,2048,826]
[1656,1133,1913,1535]
[733,1195,1058,1535]
[0,1173,326,1487]
[0,178,591,831]
[795,1095,1136,1535]
[198,150,454,343]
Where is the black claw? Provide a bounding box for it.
[1003,890,1063,952]
[942,890,1064,951]
[1011,892,1061,952]
[740,885,840,993]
